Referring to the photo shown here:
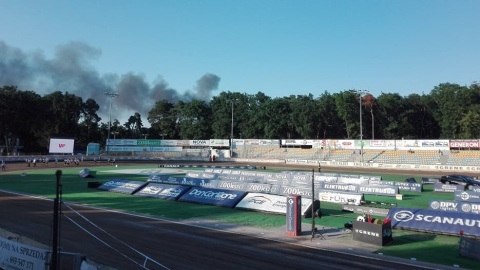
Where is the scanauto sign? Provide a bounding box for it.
[387,207,480,237]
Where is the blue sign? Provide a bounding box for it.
[135,183,190,200]
[454,191,480,203]
[387,207,480,237]
[178,187,246,207]
[97,179,147,195]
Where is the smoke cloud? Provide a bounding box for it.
[0,41,220,124]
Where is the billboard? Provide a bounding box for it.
[49,138,74,154]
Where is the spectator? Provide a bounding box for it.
[1,160,5,172]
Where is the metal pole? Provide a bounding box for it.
[51,170,62,270]
[230,100,235,158]
[360,93,363,163]
[105,92,119,155]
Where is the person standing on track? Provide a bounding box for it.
[1,160,5,172]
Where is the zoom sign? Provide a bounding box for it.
[387,207,480,237]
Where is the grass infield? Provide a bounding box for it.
[0,165,477,269]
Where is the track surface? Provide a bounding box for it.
[0,161,455,270]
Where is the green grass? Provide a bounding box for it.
[0,165,478,269]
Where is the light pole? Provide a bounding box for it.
[160,133,166,140]
[141,133,148,139]
[105,91,119,154]
[350,90,367,163]
[228,99,238,158]
[111,131,119,141]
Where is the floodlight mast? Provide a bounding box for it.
[105,92,119,154]
[349,90,368,163]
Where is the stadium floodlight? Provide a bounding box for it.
[105,91,119,154]
[160,133,166,140]
[349,90,368,163]
[228,98,239,158]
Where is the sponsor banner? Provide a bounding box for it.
[107,139,138,146]
[235,193,312,216]
[189,140,210,146]
[429,200,460,212]
[319,191,364,205]
[79,168,94,178]
[185,172,217,179]
[358,185,398,196]
[280,186,313,198]
[97,179,147,194]
[314,175,338,183]
[337,177,369,185]
[434,182,464,193]
[136,139,163,146]
[178,187,245,208]
[394,182,423,192]
[49,138,74,154]
[320,183,359,193]
[286,195,302,236]
[107,146,182,152]
[369,180,394,186]
[282,139,315,146]
[0,237,49,270]
[342,205,390,217]
[217,175,242,181]
[387,207,480,237]
[422,177,440,184]
[239,176,264,182]
[290,174,311,186]
[217,181,248,191]
[262,177,290,186]
[245,183,281,194]
[470,186,480,193]
[210,139,230,147]
[135,183,190,200]
[454,191,480,203]
[459,236,480,261]
[450,140,480,148]
[352,221,393,246]
[459,202,480,214]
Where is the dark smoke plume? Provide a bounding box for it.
[0,41,220,123]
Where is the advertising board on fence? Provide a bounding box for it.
[0,237,49,270]
[245,183,281,195]
[97,179,147,195]
[387,207,480,237]
[433,182,464,192]
[430,200,480,214]
[319,191,364,205]
[178,187,245,207]
[235,193,312,216]
[454,191,480,203]
[135,183,191,200]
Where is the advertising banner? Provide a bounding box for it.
[358,185,398,197]
[235,193,312,216]
[210,139,230,147]
[245,183,281,195]
[135,183,190,200]
[279,186,313,198]
[429,200,461,212]
[459,202,480,214]
[97,179,147,194]
[217,181,248,191]
[450,140,479,148]
[320,183,359,193]
[319,191,364,205]
[49,138,74,154]
[0,237,49,270]
[352,221,393,246]
[286,195,302,236]
[342,205,390,217]
[387,207,480,237]
[178,187,245,207]
[454,191,480,203]
[189,140,210,146]
[434,182,464,193]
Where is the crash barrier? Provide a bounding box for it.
[459,236,480,261]
[352,220,393,246]
[429,200,480,215]
[96,179,316,216]
[387,207,480,237]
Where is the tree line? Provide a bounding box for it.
[1,82,480,154]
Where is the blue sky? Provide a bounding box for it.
[1,0,479,123]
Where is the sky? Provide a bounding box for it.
[1,0,479,125]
